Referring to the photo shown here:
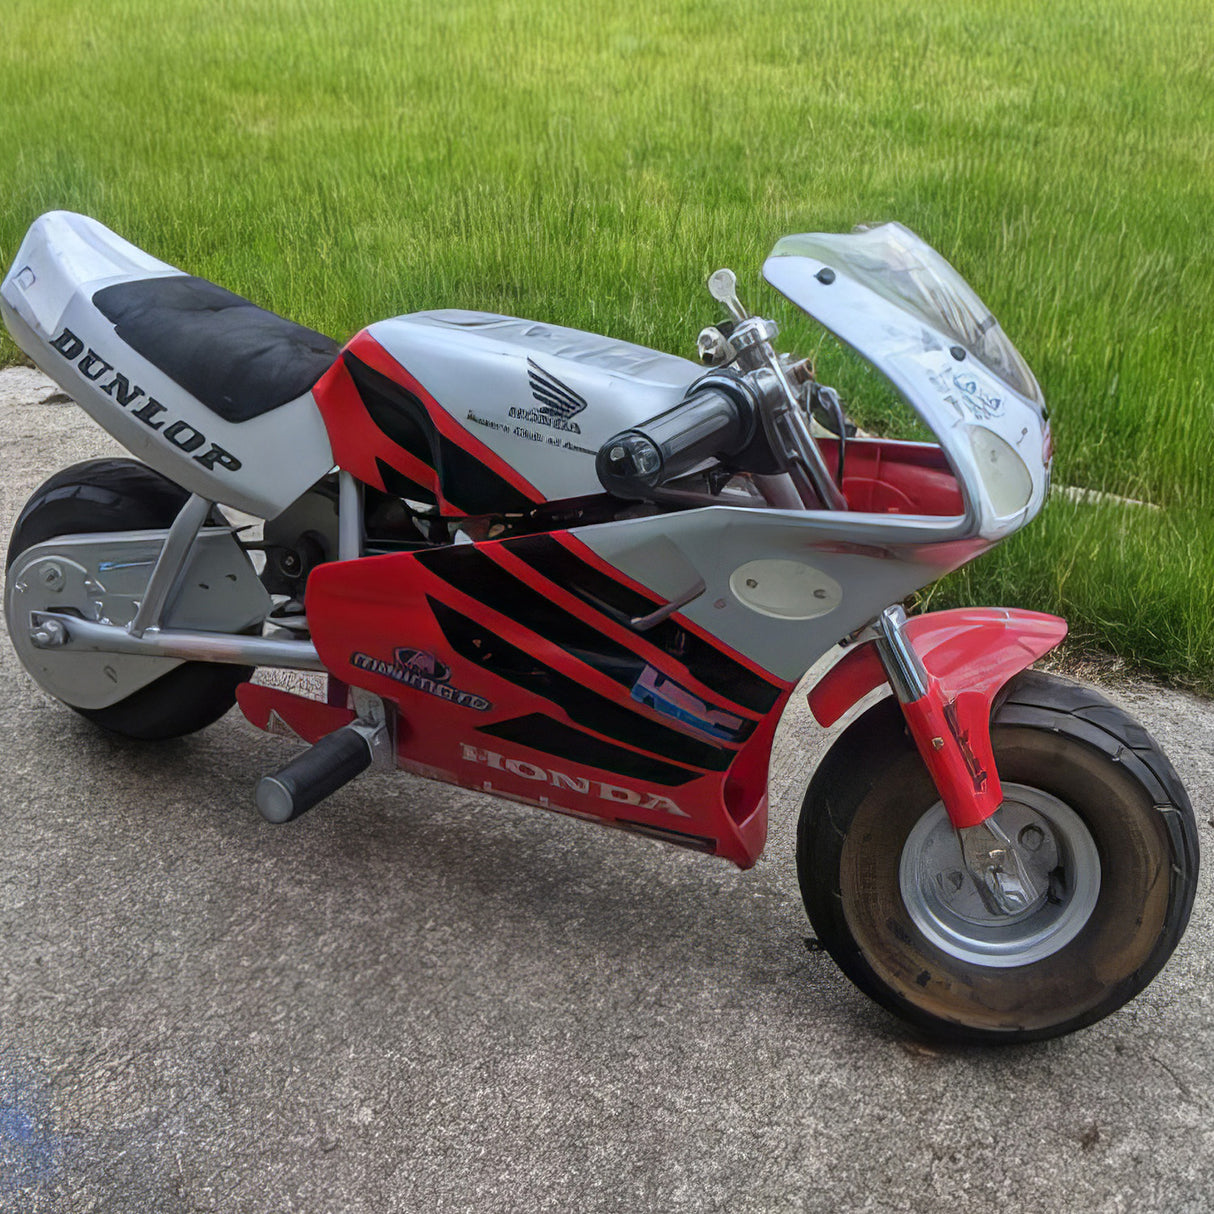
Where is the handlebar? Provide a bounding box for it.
[595,386,756,500]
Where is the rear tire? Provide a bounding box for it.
[7,459,253,740]
[797,670,1199,1043]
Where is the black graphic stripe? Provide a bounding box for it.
[478,715,701,787]
[428,597,734,772]
[501,535,783,714]
[615,821,717,854]
[375,456,437,505]
[415,546,755,741]
[346,352,434,466]
[418,545,640,683]
[346,352,535,515]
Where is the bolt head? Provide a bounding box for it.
[1018,824,1046,852]
[31,618,67,647]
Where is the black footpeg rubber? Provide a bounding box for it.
[256,725,374,823]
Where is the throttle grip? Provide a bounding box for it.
[596,386,754,500]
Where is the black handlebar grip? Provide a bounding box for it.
[596,387,753,499]
[256,725,374,823]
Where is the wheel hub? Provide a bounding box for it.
[898,785,1101,968]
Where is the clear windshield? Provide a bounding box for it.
[769,223,1043,405]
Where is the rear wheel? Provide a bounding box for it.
[797,670,1199,1043]
[6,459,253,740]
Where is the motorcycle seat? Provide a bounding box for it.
[92,274,340,424]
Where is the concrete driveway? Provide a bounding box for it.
[1,368,1211,1212]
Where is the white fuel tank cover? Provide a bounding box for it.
[729,559,842,620]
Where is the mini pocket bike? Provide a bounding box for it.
[2,212,1198,1041]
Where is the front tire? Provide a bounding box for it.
[6,459,253,740]
[797,670,1199,1043]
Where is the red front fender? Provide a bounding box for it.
[807,608,1068,828]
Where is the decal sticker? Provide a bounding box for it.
[949,370,1004,420]
[630,667,747,742]
[342,349,539,514]
[920,352,1007,423]
[459,743,689,816]
[478,714,701,786]
[427,596,735,770]
[350,646,492,711]
[464,409,596,456]
[463,359,595,454]
[49,327,243,472]
[518,359,587,431]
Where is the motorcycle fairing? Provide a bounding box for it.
[764,225,1052,542]
[807,607,1069,828]
[312,330,546,517]
[575,503,993,682]
[303,531,793,867]
[312,310,704,512]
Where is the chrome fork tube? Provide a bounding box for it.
[871,604,929,703]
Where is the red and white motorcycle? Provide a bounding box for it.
[2,211,1198,1041]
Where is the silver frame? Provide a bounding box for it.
[24,483,363,673]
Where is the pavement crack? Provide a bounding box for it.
[1149,1053,1206,1108]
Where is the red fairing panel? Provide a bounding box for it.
[312,330,544,517]
[237,683,354,741]
[303,532,793,868]
[807,608,1068,829]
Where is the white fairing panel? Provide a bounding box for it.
[1,212,334,520]
[763,233,1052,541]
[367,311,705,502]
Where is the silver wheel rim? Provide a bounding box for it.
[898,784,1101,968]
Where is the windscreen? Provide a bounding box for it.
[769,224,1043,405]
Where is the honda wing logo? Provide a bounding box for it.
[527,360,587,420]
[507,360,587,433]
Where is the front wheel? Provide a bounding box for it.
[797,670,1199,1043]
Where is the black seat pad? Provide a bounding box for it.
[93,275,340,423]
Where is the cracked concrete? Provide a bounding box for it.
[0,366,1211,1212]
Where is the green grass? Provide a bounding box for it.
[2,0,1213,686]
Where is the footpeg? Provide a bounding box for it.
[256,724,377,823]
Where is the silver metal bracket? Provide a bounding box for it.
[338,470,363,561]
[28,610,325,670]
[729,316,781,361]
[956,813,1044,917]
[129,494,212,637]
[349,687,397,771]
[629,576,706,631]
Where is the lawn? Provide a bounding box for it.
[2,0,1212,686]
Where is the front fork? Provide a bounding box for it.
[871,606,1045,916]
[809,603,1070,918]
